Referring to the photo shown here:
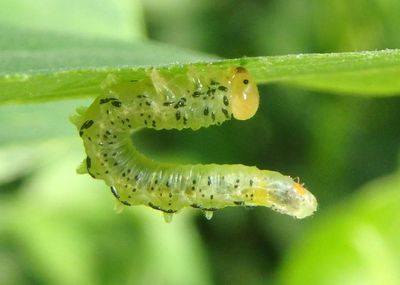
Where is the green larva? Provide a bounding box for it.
[71,65,317,222]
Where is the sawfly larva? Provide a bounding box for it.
[71,65,317,222]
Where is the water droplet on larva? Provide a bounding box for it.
[204,210,214,220]
[163,212,174,223]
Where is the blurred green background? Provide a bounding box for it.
[1,0,400,284]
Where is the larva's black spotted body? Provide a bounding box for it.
[72,66,317,222]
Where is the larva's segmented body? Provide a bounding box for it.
[72,66,317,222]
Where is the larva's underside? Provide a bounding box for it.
[72,65,317,222]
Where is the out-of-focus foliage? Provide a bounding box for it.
[1,0,400,285]
[0,141,211,285]
[0,0,145,41]
[279,165,400,285]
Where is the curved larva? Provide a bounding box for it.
[71,66,317,222]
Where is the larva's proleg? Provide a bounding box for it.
[71,66,317,222]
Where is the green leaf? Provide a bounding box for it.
[0,25,217,104]
[1,24,400,105]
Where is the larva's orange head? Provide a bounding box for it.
[230,67,260,120]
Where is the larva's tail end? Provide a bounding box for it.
[76,159,88,175]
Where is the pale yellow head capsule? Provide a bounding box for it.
[230,67,260,120]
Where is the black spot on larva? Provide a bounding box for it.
[144,120,148,125]
[82,120,94,129]
[207,176,212,186]
[120,200,132,206]
[132,188,137,192]
[148,202,177,213]
[210,195,214,200]
[243,79,249,85]
[122,173,126,177]
[140,113,144,117]
[99,98,118,104]
[166,181,170,187]
[223,96,229,106]
[79,120,94,136]
[176,111,181,120]
[111,100,122,107]
[191,186,195,190]
[154,179,158,184]
[183,116,188,125]
[163,102,173,106]
[169,193,172,198]
[110,186,120,199]
[221,108,230,118]
[191,204,217,211]
[203,107,209,116]
[192,91,202,97]
[234,201,245,206]
[145,101,151,106]
[152,120,156,128]
[218,86,228,92]
[211,112,216,121]
[210,80,219,85]
[86,157,96,178]
[174,98,186,109]
[134,175,140,180]
[207,88,216,96]
[250,180,254,187]
[193,179,196,184]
